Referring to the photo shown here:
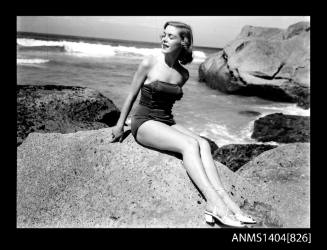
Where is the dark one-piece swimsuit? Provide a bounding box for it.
[131,80,183,140]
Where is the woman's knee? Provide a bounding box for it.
[182,137,200,154]
[197,137,211,150]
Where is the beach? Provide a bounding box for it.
[17,32,309,147]
[16,23,310,228]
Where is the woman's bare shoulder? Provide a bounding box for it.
[140,54,157,68]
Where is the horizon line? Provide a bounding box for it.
[16,31,223,50]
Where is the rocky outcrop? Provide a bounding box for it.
[17,84,120,146]
[17,129,210,228]
[213,144,277,172]
[251,113,310,143]
[199,22,310,109]
[236,143,310,228]
[17,128,310,228]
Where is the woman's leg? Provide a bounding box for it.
[171,124,243,215]
[136,120,231,216]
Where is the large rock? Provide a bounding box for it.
[17,129,310,228]
[236,143,310,228]
[251,113,310,143]
[17,129,207,228]
[17,84,120,146]
[199,22,310,109]
[213,144,277,172]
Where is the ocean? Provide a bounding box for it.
[17,32,310,146]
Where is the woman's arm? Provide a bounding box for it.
[110,56,153,141]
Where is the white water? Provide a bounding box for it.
[17,38,207,62]
[17,58,50,64]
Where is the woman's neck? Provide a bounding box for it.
[163,51,180,68]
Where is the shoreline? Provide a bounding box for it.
[17,84,310,172]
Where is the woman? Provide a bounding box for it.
[109,21,256,227]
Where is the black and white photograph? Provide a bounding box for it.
[16,16,310,230]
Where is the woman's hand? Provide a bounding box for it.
[109,125,124,143]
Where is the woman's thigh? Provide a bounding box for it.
[171,124,204,141]
[136,120,196,154]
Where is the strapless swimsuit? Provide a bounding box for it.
[131,80,183,140]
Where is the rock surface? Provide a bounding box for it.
[213,144,277,172]
[237,143,310,228]
[199,22,310,109]
[17,84,120,146]
[17,129,211,228]
[251,113,310,143]
[17,128,310,228]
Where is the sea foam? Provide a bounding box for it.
[256,103,310,117]
[17,38,207,62]
[17,58,50,64]
[190,123,252,146]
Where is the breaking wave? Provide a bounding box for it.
[17,38,207,62]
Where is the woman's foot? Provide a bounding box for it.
[234,213,257,224]
[216,189,256,224]
[205,203,244,228]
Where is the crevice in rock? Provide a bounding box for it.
[222,49,228,61]
[250,62,285,80]
[272,62,286,78]
[98,111,121,127]
[235,41,250,53]
[272,62,285,78]
[234,68,248,86]
[222,50,247,87]
[293,66,306,77]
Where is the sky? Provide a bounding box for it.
[17,16,310,48]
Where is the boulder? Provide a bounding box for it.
[199,22,310,109]
[17,128,208,228]
[213,144,277,172]
[236,143,310,228]
[251,113,310,143]
[17,84,120,146]
[17,128,310,228]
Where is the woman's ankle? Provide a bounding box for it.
[221,196,242,214]
[215,189,243,214]
[206,200,231,217]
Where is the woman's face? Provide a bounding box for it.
[160,25,182,54]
